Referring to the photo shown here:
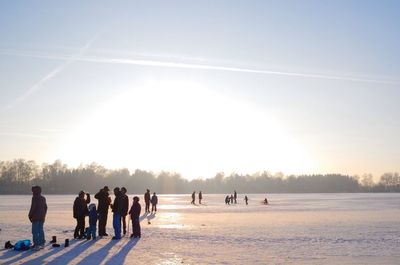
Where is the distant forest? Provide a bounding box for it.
[0,159,399,194]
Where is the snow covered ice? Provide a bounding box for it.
[0,193,400,264]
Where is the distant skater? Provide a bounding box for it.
[191,191,196,204]
[230,195,234,204]
[129,196,141,238]
[151,192,158,213]
[29,186,47,250]
[244,195,248,205]
[199,191,203,204]
[73,191,90,239]
[86,203,97,240]
[144,189,151,213]
[95,186,111,236]
[263,198,269,205]
[234,190,237,204]
[120,187,129,236]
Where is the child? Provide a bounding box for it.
[86,203,98,240]
[129,196,141,238]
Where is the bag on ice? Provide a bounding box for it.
[13,240,31,251]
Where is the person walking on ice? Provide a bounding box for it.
[151,192,158,213]
[244,195,248,205]
[191,191,196,205]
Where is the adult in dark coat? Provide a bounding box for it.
[151,192,158,213]
[144,189,151,213]
[120,187,129,235]
[129,196,141,238]
[73,191,91,239]
[234,190,237,204]
[199,191,203,204]
[111,187,124,239]
[95,186,111,236]
[29,186,47,249]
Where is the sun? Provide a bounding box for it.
[58,79,316,179]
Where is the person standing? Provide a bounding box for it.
[230,194,234,204]
[144,189,151,213]
[191,191,196,204]
[198,191,203,204]
[29,186,47,250]
[234,190,237,204]
[73,191,90,239]
[86,203,98,240]
[95,186,111,236]
[151,192,158,213]
[129,196,141,238]
[120,187,129,236]
[111,187,123,239]
[244,195,248,205]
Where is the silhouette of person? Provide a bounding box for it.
[129,196,141,238]
[230,194,234,204]
[29,186,47,250]
[264,198,269,205]
[111,187,123,239]
[73,190,90,239]
[244,195,248,205]
[191,191,196,204]
[95,186,111,236]
[199,191,203,204]
[225,195,230,205]
[120,187,129,236]
[144,189,151,213]
[151,192,158,213]
[234,190,237,204]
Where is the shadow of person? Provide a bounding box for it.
[139,212,148,222]
[146,213,156,222]
[76,239,119,265]
[0,249,36,265]
[39,239,93,265]
[104,238,139,265]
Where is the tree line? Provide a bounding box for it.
[0,159,399,194]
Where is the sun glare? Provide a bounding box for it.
[58,80,315,179]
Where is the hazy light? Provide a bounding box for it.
[59,80,315,179]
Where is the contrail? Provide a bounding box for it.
[1,48,400,87]
[2,36,97,111]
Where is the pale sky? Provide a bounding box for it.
[0,1,399,180]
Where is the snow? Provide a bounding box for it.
[0,193,400,264]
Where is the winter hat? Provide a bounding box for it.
[89,203,96,211]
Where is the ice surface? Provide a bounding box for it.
[0,193,399,264]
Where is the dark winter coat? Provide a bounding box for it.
[29,194,47,222]
[88,208,98,226]
[144,192,150,203]
[73,195,90,219]
[95,190,111,214]
[129,202,141,219]
[111,192,124,215]
[121,194,129,217]
[151,195,158,205]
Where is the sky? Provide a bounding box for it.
[0,1,399,180]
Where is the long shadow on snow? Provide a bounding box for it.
[47,239,95,264]
[104,238,140,265]
[76,239,119,265]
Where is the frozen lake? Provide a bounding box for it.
[0,193,399,264]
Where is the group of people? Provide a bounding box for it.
[27,185,159,251]
[73,186,159,240]
[191,191,203,204]
[225,190,238,205]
